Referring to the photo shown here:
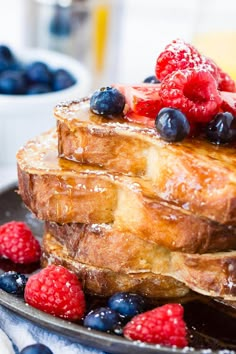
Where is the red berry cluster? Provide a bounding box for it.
[155,38,236,124]
[117,39,236,129]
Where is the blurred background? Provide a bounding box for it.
[2,0,236,86]
[1,0,236,175]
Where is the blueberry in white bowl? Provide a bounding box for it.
[0,46,90,165]
[0,45,80,96]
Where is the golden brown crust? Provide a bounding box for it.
[55,99,236,224]
[17,130,236,253]
[44,225,236,300]
[45,221,171,274]
[41,231,189,298]
[170,252,236,300]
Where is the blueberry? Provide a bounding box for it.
[25,61,52,85]
[20,343,53,354]
[0,45,18,72]
[143,75,160,84]
[155,107,190,142]
[90,87,125,116]
[108,292,146,318]
[0,271,27,296]
[206,112,236,144]
[0,45,14,61]
[0,70,27,94]
[84,307,121,332]
[26,83,51,95]
[52,68,76,91]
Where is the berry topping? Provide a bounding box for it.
[218,68,236,93]
[115,84,162,119]
[159,69,222,123]
[220,91,236,116]
[0,221,41,264]
[124,111,155,127]
[143,75,160,84]
[20,343,53,354]
[24,265,85,320]
[84,307,121,332]
[90,86,125,116]
[108,292,146,319]
[206,112,236,144]
[155,107,190,142]
[123,303,188,348]
[155,38,218,82]
[0,271,27,296]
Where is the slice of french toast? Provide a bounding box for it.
[41,231,189,298]
[17,129,236,253]
[44,222,236,301]
[55,98,236,225]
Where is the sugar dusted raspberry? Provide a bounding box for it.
[24,265,85,320]
[155,39,219,81]
[124,303,188,348]
[159,69,222,123]
[0,221,41,264]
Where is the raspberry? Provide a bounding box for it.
[123,303,188,348]
[0,221,41,264]
[218,68,236,92]
[159,69,222,123]
[24,265,86,320]
[155,39,219,81]
[220,91,236,116]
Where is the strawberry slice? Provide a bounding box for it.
[220,91,236,116]
[124,110,155,127]
[114,84,162,119]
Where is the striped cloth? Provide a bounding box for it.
[0,305,106,354]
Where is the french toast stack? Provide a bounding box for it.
[16,96,236,301]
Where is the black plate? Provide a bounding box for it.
[0,183,235,354]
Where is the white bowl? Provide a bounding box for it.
[0,48,91,166]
